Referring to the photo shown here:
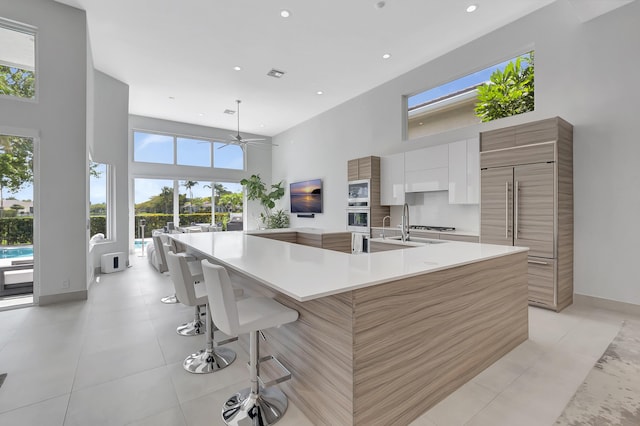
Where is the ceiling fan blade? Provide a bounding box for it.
[239,137,266,142]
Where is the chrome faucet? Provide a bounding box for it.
[401,203,410,242]
[381,216,391,239]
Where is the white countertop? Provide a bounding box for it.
[170,231,527,302]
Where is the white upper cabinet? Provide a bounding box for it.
[448,137,479,204]
[380,153,405,205]
[404,144,448,193]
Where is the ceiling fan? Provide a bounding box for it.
[218,100,276,150]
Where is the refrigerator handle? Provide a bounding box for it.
[505,182,509,239]
[515,180,520,238]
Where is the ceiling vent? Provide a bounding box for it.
[224,109,236,115]
[267,69,286,78]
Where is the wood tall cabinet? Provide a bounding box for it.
[348,156,390,227]
[480,117,573,311]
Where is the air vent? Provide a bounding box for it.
[224,109,236,115]
[267,69,286,78]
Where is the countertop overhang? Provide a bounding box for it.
[170,230,528,302]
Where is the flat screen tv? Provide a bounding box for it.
[290,179,323,213]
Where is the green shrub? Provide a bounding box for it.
[0,217,33,244]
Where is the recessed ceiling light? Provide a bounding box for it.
[259,123,266,128]
[466,4,478,13]
[418,122,424,126]
[233,66,242,71]
[280,9,291,18]
[382,53,391,59]
[375,1,386,9]
[168,96,175,100]
[224,109,236,115]
[316,91,324,95]
[198,113,204,117]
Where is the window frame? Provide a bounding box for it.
[89,161,114,242]
[132,130,245,171]
[404,49,535,141]
[0,17,38,103]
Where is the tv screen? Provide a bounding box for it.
[290,179,322,213]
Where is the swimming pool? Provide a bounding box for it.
[1,241,149,259]
[0,246,34,259]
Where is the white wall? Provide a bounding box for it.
[273,0,640,306]
[89,71,130,275]
[0,0,87,303]
[128,115,272,242]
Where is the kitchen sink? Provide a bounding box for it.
[384,236,446,244]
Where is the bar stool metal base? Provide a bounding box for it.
[176,319,205,336]
[222,386,288,426]
[183,347,236,374]
[161,294,178,304]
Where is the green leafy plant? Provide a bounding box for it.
[475,52,534,122]
[267,209,290,229]
[240,174,288,228]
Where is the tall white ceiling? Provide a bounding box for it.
[53,0,564,136]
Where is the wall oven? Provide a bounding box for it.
[348,179,370,207]
[347,208,370,232]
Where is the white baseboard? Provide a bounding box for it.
[574,293,640,317]
[38,290,87,306]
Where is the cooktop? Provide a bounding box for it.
[409,225,456,232]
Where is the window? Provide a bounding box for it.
[407,51,534,139]
[133,131,245,171]
[213,142,244,170]
[0,20,36,100]
[89,161,111,239]
[177,137,211,167]
[133,132,174,164]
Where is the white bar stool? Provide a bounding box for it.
[163,243,206,336]
[202,260,299,426]
[166,251,236,373]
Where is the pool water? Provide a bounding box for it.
[0,246,34,259]
[1,241,149,259]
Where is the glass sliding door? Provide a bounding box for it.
[133,178,174,252]
[0,134,34,305]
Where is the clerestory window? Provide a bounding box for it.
[406,51,534,139]
[0,19,36,101]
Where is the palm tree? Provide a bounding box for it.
[182,180,198,213]
[160,186,172,214]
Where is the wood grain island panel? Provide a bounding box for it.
[226,250,528,425]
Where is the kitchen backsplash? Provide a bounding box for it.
[388,191,479,233]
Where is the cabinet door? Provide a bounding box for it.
[527,256,556,308]
[514,162,555,257]
[480,167,513,246]
[348,159,359,181]
[380,153,405,205]
[357,157,373,179]
[448,140,468,204]
[466,137,480,204]
[404,144,448,172]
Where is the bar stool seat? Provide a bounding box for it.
[202,259,299,426]
[166,251,236,374]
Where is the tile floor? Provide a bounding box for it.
[0,255,637,426]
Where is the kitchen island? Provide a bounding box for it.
[171,230,529,425]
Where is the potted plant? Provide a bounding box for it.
[240,174,289,229]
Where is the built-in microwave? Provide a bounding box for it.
[348,179,370,207]
[347,208,370,232]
